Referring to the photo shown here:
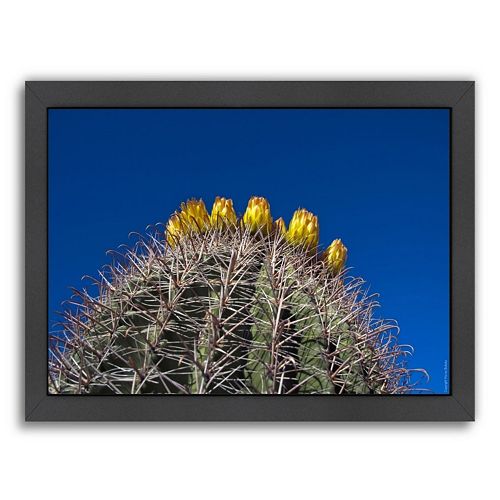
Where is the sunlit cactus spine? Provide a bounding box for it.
[49,195,426,395]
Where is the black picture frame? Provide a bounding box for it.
[25,81,475,421]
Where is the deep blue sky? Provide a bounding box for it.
[49,108,450,393]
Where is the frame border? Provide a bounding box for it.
[25,81,475,421]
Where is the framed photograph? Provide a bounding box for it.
[25,81,474,421]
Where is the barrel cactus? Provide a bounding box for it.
[49,196,426,395]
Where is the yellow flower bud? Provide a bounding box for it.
[275,217,287,236]
[243,196,272,234]
[165,212,184,247]
[325,238,347,274]
[210,196,237,228]
[179,199,210,232]
[165,199,210,246]
[287,208,319,250]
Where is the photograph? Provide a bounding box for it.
[5,1,495,498]
[47,108,450,396]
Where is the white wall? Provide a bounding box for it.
[2,2,496,499]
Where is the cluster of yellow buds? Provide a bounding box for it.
[165,196,347,274]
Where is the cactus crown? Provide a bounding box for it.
[49,196,427,395]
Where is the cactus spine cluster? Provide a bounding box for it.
[49,196,424,395]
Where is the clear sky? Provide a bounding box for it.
[49,108,450,393]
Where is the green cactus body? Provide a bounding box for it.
[50,221,422,395]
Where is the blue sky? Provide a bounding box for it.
[49,108,450,393]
